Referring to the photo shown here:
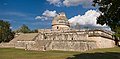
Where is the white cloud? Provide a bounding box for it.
[42,10,57,17]
[10,27,12,29]
[69,10,100,26]
[47,0,62,7]
[47,0,93,8]
[63,0,93,7]
[35,16,48,20]
[35,10,57,20]
[68,10,110,30]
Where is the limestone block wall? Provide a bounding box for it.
[88,30,113,39]
[15,41,38,50]
[15,40,97,52]
[0,43,15,48]
[39,33,88,40]
[52,25,69,30]
[88,37,115,48]
[34,40,52,51]
[47,40,97,51]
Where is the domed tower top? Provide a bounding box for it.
[52,12,70,30]
[59,12,65,16]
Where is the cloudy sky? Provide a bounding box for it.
[0,0,109,30]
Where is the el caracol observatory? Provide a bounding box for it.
[0,12,116,52]
[52,12,70,30]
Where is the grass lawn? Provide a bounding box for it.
[0,47,120,59]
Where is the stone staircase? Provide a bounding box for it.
[10,33,39,44]
[0,33,39,48]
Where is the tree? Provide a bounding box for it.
[114,27,120,37]
[30,29,38,33]
[114,26,120,45]
[0,20,14,43]
[93,0,120,45]
[93,0,120,31]
[16,24,30,33]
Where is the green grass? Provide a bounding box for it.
[0,48,79,59]
[68,47,120,59]
[0,47,120,59]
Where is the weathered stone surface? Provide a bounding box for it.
[48,40,96,51]
[10,33,38,43]
[52,12,70,30]
[0,43,15,48]
[88,37,115,48]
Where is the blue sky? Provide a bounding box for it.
[0,0,100,30]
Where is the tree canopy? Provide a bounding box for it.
[15,24,38,33]
[93,0,120,31]
[16,24,31,33]
[93,0,120,38]
[30,29,38,33]
[0,20,14,43]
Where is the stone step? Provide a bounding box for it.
[0,43,15,48]
[10,33,39,43]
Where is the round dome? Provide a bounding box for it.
[52,13,68,26]
[52,12,70,30]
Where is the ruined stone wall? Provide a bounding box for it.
[52,24,70,30]
[15,41,37,50]
[47,40,97,51]
[17,40,97,52]
[0,29,115,52]
[0,43,15,48]
[33,30,115,51]
[39,33,88,40]
[88,37,115,48]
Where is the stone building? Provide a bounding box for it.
[0,12,115,51]
[52,12,70,30]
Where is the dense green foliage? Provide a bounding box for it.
[93,0,120,38]
[114,27,120,38]
[0,47,119,59]
[15,24,38,33]
[30,29,38,33]
[15,24,31,33]
[0,20,14,43]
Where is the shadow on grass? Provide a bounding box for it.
[67,52,120,59]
